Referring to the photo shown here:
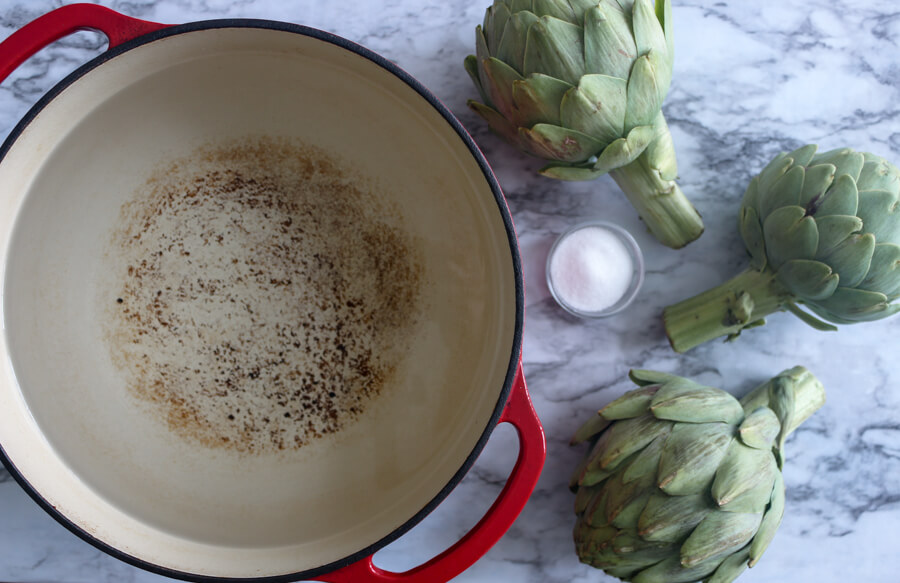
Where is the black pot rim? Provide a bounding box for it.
[0,16,525,583]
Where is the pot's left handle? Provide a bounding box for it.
[0,3,169,85]
[313,362,546,583]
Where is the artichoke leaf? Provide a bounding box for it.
[574,520,617,555]
[523,15,586,86]
[611,0,636,20]
[624,51,664,130]
[758,165,803,220]
[482,57,525,121]
[560,74,627,145]
[569,0,601,13]
[749,473,785,566]
[711,441,777,508]
[816,233,875,289]
[473,26,492,101]
[584,4,636,79]
[585,476,614,526]
[582,465,614,488]
[602,565,642,579]
[573,455,614,490]
[857,155,900,192]
[484,2,511,56]
[650,379,745,424]
[741,176,761,211]
[768,373,796,463]
[859,243,900,298]
[623,430,670,483]
[572,412,613,445]
[775,259,838,301]
[757,153,792,197]
[611,531,675,557]
[739,407,781,450]
[810,148,865,182]
[632,554,721,583]
[602,539,675,572]
[762,206,818,270]
[508,0,533,15]
[601,385,661,419]
[857,189,900,246]
[808,287,894,321]
[680,510,763,568]
[716,459,777,514]
[705,546,750,583]
[496,10,540,74]
[813,214,864,258]
[611,491,652,529]
[593,124,654,173]
[582,432,614,479]
[813,174,859,217]
[841,301,900,323]
[785,302,838,331]
[633,0,668,66]
[574,481,602,514]
[532,0,577,20]
[468,100,522,146]
[519,123,603,162]
[658,0,674,66]
[464,55,489,106]
[570,454,590,491]
[629,369,680,386]
[588,550,655,574]
[798,163,836,209]
[539,164,606,180]
[638,493,710,543]
[604,472,646,526]
[512,73,573,127]
[592,413,672,471]
[740,204,767,271]
[785,143,818,168]
[657,422,733,495]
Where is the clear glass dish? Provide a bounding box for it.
[545,220,645,318]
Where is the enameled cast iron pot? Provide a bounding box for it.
[0,5,545,582]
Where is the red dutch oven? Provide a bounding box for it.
[0,4,545,582]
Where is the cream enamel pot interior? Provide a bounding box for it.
[0,5,545,582]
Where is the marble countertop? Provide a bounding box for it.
[0,1,898,582]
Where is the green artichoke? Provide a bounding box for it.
[464,0,704,249]
[664,144,900,352]
[571,366,825,583]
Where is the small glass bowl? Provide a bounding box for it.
[545,220,645,318]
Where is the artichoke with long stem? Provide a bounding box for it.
[571,366,826,583]
[664,145,900,352]
[464,0,703,249]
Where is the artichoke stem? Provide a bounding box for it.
[608,116,704,249]
[740,366,826,437]
[663,267,790,353]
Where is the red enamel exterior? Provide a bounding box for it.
[0,4,546,583]
[313,364,544,583]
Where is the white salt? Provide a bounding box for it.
[549,226,634,313]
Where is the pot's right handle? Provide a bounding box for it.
[0,3,168,85]
[314,362,546,583]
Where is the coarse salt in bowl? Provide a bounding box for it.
[545,220,644,318]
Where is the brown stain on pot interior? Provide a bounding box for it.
[103,137,423,454]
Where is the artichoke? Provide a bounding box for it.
[664,145,900,352]
[464,0,704,249]
[571,366,826,583]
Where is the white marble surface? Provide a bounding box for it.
[0,1,898,582]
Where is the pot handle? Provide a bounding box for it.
[314,362,546,583]
[0,3,168,85]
